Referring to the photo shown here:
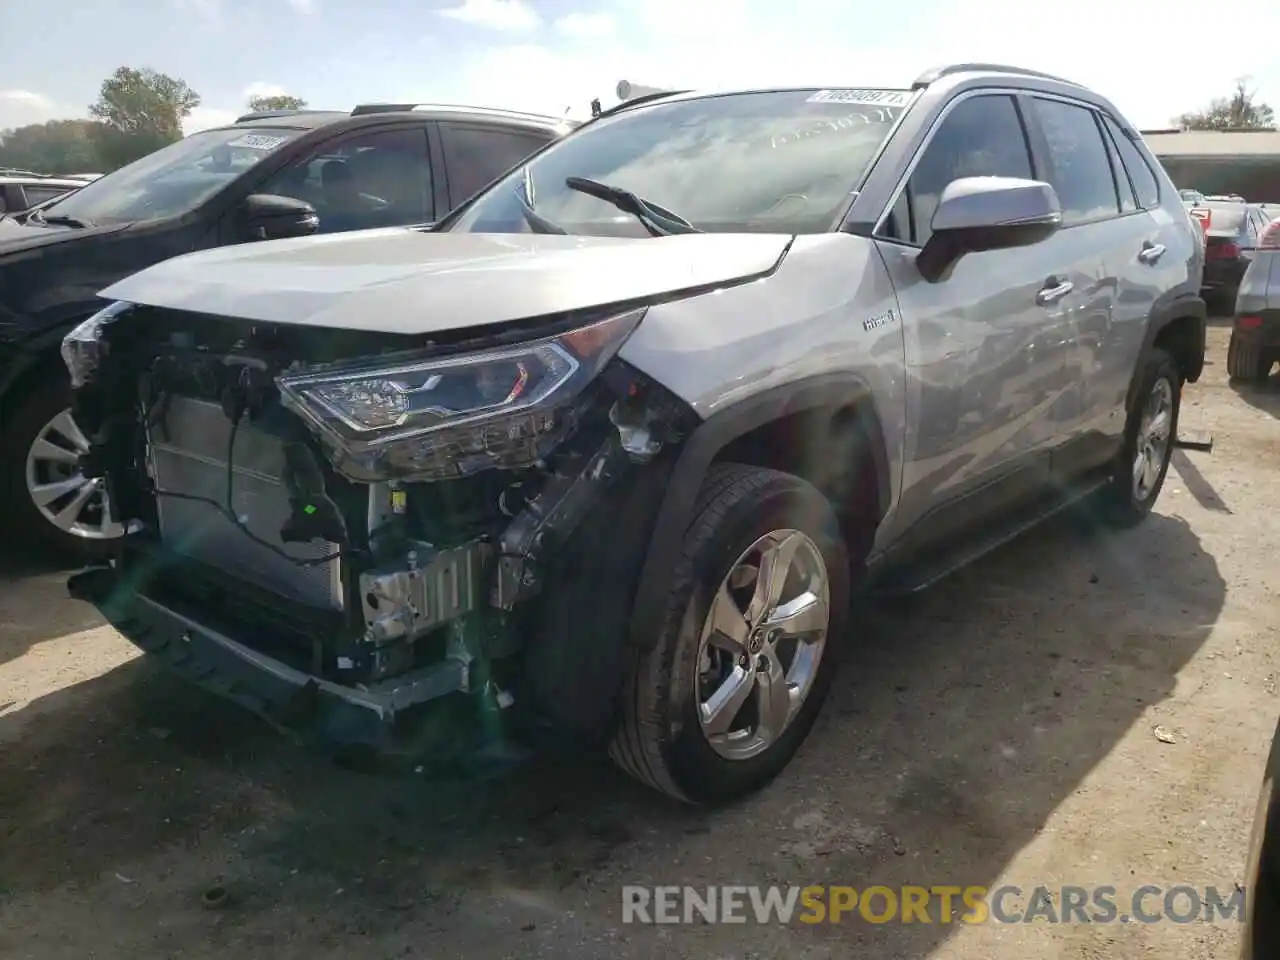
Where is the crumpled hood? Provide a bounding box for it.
[99,228,793,333]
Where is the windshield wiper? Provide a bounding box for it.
[30,211,94,228]
[515,169,568,235]
[563,177,701,237]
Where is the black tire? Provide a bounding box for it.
[0,367,116,564]
[1100,347,1180,527]
[609,463,851,805]
[517,468,669,751]
[1228,331,1274,384]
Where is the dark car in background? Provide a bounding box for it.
[1191,200,1275,311]
[0,103,574,561]
[1228,213,1280,382]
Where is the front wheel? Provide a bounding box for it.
[0,369,124,563]
[610,464,850,805]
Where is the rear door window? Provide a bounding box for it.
[1032,98,1120,225]
[439,123,553,207]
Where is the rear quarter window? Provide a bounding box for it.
[1100,116,1161,209]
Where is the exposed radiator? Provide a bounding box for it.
[147,396,344,611]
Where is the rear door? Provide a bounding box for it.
[437,122,556,210]
[1020,94,1136,479]
[1095,112,1191,428]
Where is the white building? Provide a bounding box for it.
[1141,129,1280,202]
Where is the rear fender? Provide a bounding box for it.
[1126,295,1206,413]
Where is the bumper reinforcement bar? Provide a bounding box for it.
[67,565,471,751]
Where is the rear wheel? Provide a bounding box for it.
[0,370,123,563]
[1100,347,1180,527]
[609,464,850,805]
[1228,331,1274,384]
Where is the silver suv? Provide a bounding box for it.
[64,63,1206,805]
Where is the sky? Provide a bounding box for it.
[2,0,1279,136]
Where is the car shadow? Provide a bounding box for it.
[1228,368,1280,419]
[0,551,103,669]
[0,509,1224,957]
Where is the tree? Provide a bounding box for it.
[89,66,201,167]
[247,93,308,113]
[1174,79,1276,131]
[0,119,105,174]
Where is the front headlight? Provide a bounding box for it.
[276,307,645,481]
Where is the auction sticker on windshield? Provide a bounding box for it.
[226,134,289,151]
[807,89,913,107]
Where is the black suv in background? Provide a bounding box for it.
[0,103,573,560]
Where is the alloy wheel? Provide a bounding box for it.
[695,528,831,761]
[24,406,124,541]
[1132,377,1174,503]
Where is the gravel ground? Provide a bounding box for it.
[2,319,1278,960]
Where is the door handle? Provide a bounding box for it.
[1036,279,1074,307]
[1139,242,1166,265]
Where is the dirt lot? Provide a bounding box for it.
[2,320,1279,960]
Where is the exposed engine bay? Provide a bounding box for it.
[63,301,690,764]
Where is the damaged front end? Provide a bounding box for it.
[63,301,689,768]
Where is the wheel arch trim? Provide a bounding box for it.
[1125,294,1207,413]
[0,316,87,415]
[628,372,889,649]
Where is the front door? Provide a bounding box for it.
[250,124,435,236]
[873,92,1076,551]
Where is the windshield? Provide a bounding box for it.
[40,126,302,224]
[447,88,912,236]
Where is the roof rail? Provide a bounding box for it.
[234,108,333,123]
[350,103,417,116]
[350,102,564,124]
[912,63,1082,90]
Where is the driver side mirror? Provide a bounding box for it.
[917,177,1062,283]
[241,193,319,242]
